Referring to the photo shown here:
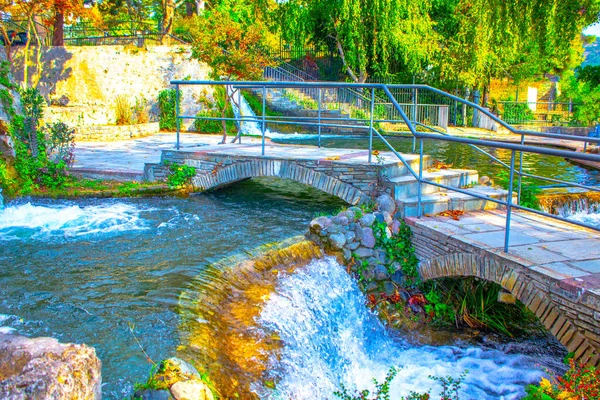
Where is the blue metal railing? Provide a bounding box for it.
[171,80,600,252]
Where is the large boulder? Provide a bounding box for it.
[0,333,102,399]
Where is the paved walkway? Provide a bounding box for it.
[407,209,600,292]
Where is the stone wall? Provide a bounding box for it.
[409,221,600,367]
[0,333,102,399]
[307,194,408,296]
[75,122,159,141]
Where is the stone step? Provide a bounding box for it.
[380,154,434,179]
[390,169,479,198]
[397,186,509,218]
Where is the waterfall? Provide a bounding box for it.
[229,87,269,136]
[0,188,3,210]
[180,244,549,400]
[539,191,600,228]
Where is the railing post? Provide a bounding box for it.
[412,88,418,153]
[417,138,424,218]
[368,88,375,163]
[504,150,516,253]
[318,88,322,148]
[175,83,180,150]
[472,90,480,127]
[262,85,266,156]
[517,133,524,204]
[238,88,242,144]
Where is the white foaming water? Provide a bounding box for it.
[567,211,600,228]
[230,87,270,137]
[0,202,148,240]
[255,257,543,400]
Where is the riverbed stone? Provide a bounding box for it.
[376,194,396,215]
[343,248,352,262]
[326,223,343,234]
[391,220,401,235]
[382,211,393,225]
[362,268,375,281]
[332,215,349,226]
[374,249,387,264]
[345,230,356,243]
[360,227,376,248]
[374,264,389,281]
[354,247,374,258]
[391,269,405,286]
[365,281,379,292]
[310,216,332,232]
[347,207,362,220]
[0,333,102,399]
[329,233,347,249]
[164,357,200,379]
[346,241,361,251]
[383,281,397,296]
[170,379,214,400]
[374,212,385,224]
[359,214,376,227]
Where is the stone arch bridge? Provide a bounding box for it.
[408,215,600,367]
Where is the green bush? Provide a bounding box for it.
[165,161,196,188]
[193,86,237,134]
[158,89,178,131]
[502,102,535,124]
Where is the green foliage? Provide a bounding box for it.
[501,102,535,125]
[43,122,76,166]
[334,368,468,400]
[424,289,455,326]
[422,277,542,337]
[133,97,150,124]
[158,89,178,131]
[372,220,420,285]
[495,171,541,211]
[193,86,237,134]
[560,68,600,126]
[241,90,281,118]
[165,161,196,188]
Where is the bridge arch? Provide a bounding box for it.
[191,159,373,205]
[419,253,600,366]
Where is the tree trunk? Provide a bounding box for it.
[52,12,64,46]
[186,2,194,17]
[162,0,175,43]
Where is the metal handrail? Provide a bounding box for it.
[171,80,600,251]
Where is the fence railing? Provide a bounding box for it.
[170,80,600,252]
[497,101,579,126]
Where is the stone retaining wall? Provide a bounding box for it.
[75,122,159,141]
[409,221,600,366]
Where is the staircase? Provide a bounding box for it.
[379,155,509,217]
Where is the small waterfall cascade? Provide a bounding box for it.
[0,188,4,210]
[228,87,270,136]
[539,190,600,228]
[180,241,548,400]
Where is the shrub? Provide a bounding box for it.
[165,161,196,188]
[133,97,150,124]
[115,95,133,125]
[502,102,535,125]
[524,357,599,399]
[43,122,75,166]
[158,89,178,131]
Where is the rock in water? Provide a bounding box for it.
[170,380,214,400]
[0,333,102,399]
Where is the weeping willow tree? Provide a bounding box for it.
[276,0,438,82]
[435,0,600,101]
